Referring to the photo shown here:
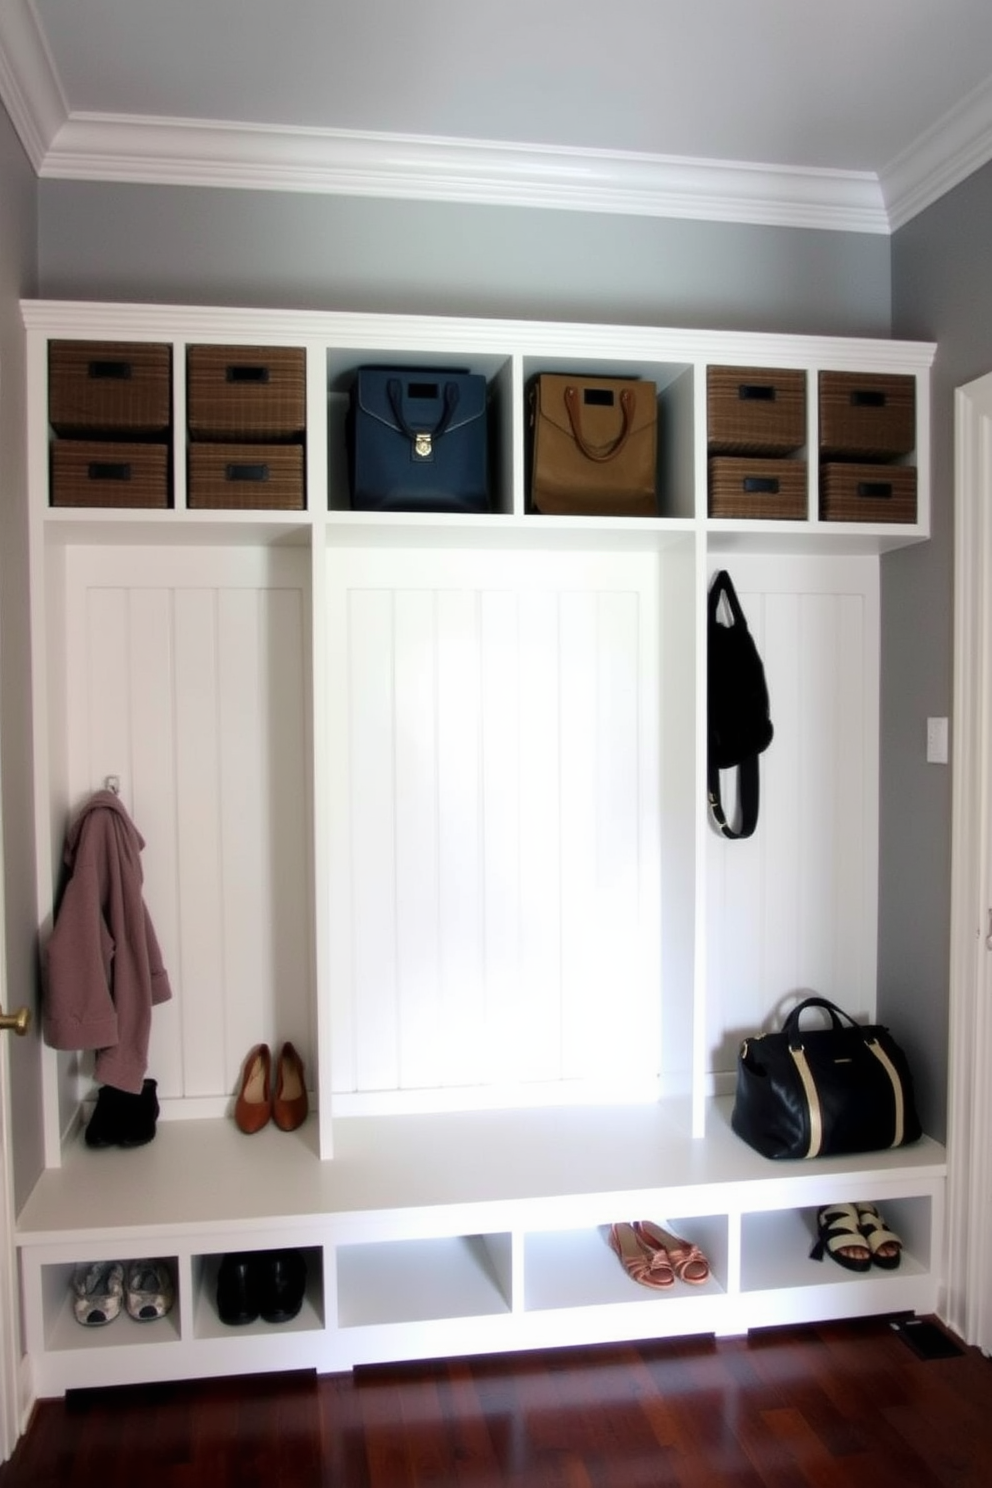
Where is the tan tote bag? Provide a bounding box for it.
[530,374,658,516]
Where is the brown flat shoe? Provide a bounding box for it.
[633,1220,710,1285]
[234,1043,272,1134]
[272,1041,308,1132]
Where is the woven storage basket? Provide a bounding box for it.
[187,345,305,440]
[707,366,806,455]
[51,440,170,508]
[708,457,807,519]
[188,443,305,509]
[819,462,917,523]
[49,342,171,437]
[819,372,915,460]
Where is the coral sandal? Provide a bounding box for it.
[856,1203,902,1270]
[608,1223,674,1289]
[633,1220,710,1285]
[810,1202,871,1272]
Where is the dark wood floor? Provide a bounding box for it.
[3,1316,991,1488]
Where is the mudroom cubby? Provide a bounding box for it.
[16,301,943,1395]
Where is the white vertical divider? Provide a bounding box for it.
[305,339,333,1155]
[171,338,188,512]
[509,354,527,516]
[691,358,711,1137]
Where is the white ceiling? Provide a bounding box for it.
[3,0,992,233]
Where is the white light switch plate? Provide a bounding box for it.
[926,716,949,764]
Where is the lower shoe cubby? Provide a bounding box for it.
[335,1232,513,1329]
[522,1215,728,1312]
[33,1253,182,1355]
[192,1244,325,1340]
[737,1193,939,1330]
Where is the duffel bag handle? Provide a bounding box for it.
[564,384,633,462]
[783,996,859,1046]
[387,377,460,459]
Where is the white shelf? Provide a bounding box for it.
[14,1099,947,1244]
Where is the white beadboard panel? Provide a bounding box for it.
[657,539,699,1098]
[124,587,183,1096]
[706,556,879,1081]
[61,546,313,1108]
[346,588,401,1092]
[327,546,663,1111]
[173,588,225,1098]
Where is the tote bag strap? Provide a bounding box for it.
[708,752,759,839]
[563,384,634,461]
[386,378,460,454]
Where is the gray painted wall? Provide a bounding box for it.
[0,107,42,1214]
[41,176,974,1137]
[38,181,891,336]
[882,158,992,1141]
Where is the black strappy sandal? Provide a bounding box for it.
[856,1203,902,1270]
[809,1202,871,1273]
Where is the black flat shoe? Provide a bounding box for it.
[216,1252,261,1326]
[85,1078,160,1149]
[258,1249,307,1324]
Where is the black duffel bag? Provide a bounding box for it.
[731,995,922,1160]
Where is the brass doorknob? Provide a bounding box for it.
[0,1005,30,1036]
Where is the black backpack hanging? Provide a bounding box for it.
[707,570,774,839]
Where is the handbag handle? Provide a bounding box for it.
[783,996,859,1046]
[564,385,634,461]
[386,378,460,451]
[709,569,749,631]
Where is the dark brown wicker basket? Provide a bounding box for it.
[819,372,915,460]
[187,346,306,440]
[707,366,806,455]
[708,457,807,519]
[188,443,305,509]
[51,440,170,508]
[49,342,171,437]
[819,462,917,523]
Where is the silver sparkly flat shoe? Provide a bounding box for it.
[72,1260,125,1326]
[125,1258,176,1321]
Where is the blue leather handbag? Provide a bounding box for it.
[348,367,489,513]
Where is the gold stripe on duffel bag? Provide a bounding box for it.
[866,1037,905,1147]
[789,1045,823,1158]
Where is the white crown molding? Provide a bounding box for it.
[1,0,991,235]
[883,71,992,231]
[38,111,891,233]
[0,0,66,169]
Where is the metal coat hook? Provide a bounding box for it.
[105,775,120,796]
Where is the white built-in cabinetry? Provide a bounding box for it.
[15,302,945,1397]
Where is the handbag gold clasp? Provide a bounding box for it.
[414,432,433,459]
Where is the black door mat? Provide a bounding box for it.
[890,1316,965,1360]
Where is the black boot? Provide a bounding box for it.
[85,1078,159,1149]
